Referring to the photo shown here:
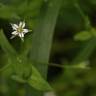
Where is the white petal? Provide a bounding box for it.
[11,31,18,35]
[22,22,25,28]
[19,22,22,27]
[19,33,24,37]
[21,37,24,42]
[11,24,18,30]
[19,21,25,28]
[23,29,29,34]
[10,35,16,39]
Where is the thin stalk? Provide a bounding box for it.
[26,0,63,95]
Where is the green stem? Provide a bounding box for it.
[27,0,63,95]
[74,2,91,29]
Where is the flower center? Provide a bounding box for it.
[17,27,23,33]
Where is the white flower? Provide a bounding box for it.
[10,21,30,41]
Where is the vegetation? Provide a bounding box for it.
[0,0,96,96]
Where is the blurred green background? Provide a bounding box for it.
[0,0,96,96]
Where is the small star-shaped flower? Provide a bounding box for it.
[10,21,31,41]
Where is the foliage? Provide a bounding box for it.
[0,0,96,96]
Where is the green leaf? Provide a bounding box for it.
[11,75,26,83]
[0,63,13,78]
[72,38,96,64]
[74,31,92,41]
[72,61,90,69]
[0,30,17,56]
[27,65,52,91]
[0,4,15,19]
[91,28,96,37]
